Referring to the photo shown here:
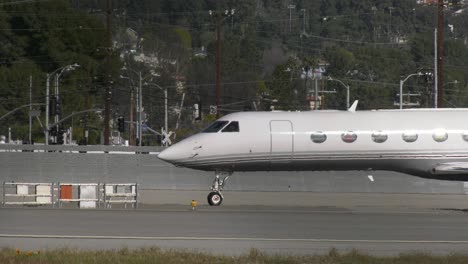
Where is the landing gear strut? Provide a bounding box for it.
[207,171,232,206]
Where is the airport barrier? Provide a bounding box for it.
[2,182,54,206]
[58,183,101,208]
[2,181,138,209]
[103,183,138,209]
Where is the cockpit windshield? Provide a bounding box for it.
[222,121,239,132]
[202,121,229,133]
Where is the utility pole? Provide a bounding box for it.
[314,78,318,110]
[434,28,438,108]
[129,89,134,146]
[54,74,59,143]
[135,84,139,145]
[164,88,168,140]
[138,71,142,146]
[288,4,295,33]
[45,74,50,145]
[216,12,221,118]
[437,0,444,108]
[209,9,234,117]
[104,0,112,145]
[301,8,306,34]
[29,76,32,144]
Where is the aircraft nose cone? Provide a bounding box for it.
[157,147,178,162]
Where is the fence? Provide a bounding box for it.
[2,182,54,206]
[104,183,138,208]
[58,183,101,209]
[2,181,137,209]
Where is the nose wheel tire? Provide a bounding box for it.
[207,192,223,206]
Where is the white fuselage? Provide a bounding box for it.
[158,109,468,181]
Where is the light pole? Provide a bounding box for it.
[144,82,168,146]
[399,72,422,109]
[53,64,79,143]
[287,4,296,32]
[122,66,143,146]
[45,63,79,145]
[327,76,350,109]
[301,8,306,34]
[119,75,135,145]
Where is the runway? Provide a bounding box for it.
[2,206,468,256]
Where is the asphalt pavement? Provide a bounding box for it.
[2,205,468,256]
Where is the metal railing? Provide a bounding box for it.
[2,181,138,209]
[2,182,54,206]
[58,183,101,209]
[103,183,138,209]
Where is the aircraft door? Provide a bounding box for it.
[270,120,294,164]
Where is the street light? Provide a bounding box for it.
[121,66,143,146]
[53,64,80,143]
[45,63,79,145]
[49,108,103,128]
[399,72,423,110]
[326,76,350,109]
[143,82,168,146]
[48,108,102,145]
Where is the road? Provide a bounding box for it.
[2,206,468,256]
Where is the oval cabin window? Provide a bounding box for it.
[341,132,357,143]
[432,130,448,142]
[310,132,327,143]
[371,131,388,143]
[462,132,468,142]
[402,131,418,143]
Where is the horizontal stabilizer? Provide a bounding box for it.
[432,162,468,175]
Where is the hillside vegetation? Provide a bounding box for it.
[1,0,467,144]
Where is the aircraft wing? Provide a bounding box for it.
[432,162,468,175]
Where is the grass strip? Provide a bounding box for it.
[2,247,468,264]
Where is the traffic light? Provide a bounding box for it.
[55,97,62,116]
[117,116,125,133]
[49,96,56,116]
[56,129,65,145]
[49,128,57,137]
[49,97,62,116]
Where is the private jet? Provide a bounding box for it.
[158,102,468,206]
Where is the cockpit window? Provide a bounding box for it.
[202,121,229,133]
[222,121,239,132]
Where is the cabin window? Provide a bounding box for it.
[222,121,240,132]
[341,131,357,143]
[462,132,468,142]
[432,130,448,142]
[310,132,327,143]
[372,131,388,143]
[402,131,418,143]
[202,121,229,133]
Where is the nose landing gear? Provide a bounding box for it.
[207,171,232,206]
[207,191,223,206]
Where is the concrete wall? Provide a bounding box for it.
[0,145,464,194]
